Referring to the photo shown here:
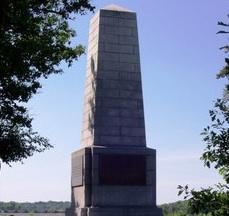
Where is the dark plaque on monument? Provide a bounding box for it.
[99,154,146,185]
[72,155,83,187]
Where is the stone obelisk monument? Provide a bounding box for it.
[66,4,162,216]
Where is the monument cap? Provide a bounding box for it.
[102,4,134,12]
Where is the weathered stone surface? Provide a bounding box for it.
[0,214,65,216]
[68,4,162,216]
[80,3,145,149]
[71,155,83,187]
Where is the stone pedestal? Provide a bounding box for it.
[66,4,162,216]
[74,207,162,216]
[67,146,162,216]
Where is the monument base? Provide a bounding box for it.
[69,206,163,216]
[66,146,162,216]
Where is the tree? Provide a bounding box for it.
[178,17,229,216]
[0,0,94,167]
[160,200,189,216]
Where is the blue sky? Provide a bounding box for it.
[0,0,228,204]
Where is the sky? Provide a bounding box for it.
[0,0,228,205]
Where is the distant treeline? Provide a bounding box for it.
[0,201,70,213]
[160,200,190,216]
[0,200,197,215]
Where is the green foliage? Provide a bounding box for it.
[178,184,229,216]
[0,0,94,166]
[0,201,70,213]
[160,200,189,216]
[178,16,229,216]
[201,99,229,183]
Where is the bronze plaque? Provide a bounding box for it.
[99,154,146,185]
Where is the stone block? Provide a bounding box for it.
[119,80,142,90]
[99,60,119,70]
[100,9,137,19]
[88,29,98,40]
[95,126,120,136]
[121,127,145,137]
[81,137,94,146]
[118,26,133,36]
[93,185,153,206]
[119,99,138,108]
[119,89,142,99]
[133,45,140,55]
[89,24,99,35]
[101,25,133,36]
[120,53,139,63]
[97,88,120,98]
[96,79,118,89]
[85,206,163,216]
[99,33,119,43]
[119,62,140,72]
[97,116,120,126]
[103,43,134,54]
[99,136,120,145]
[99,16,115,25]
[88,45,98,56]
[119,35,138,45]
[92,154,99,169]
[96,107,120,117]
[120,72,142,81]
[97,98,139,109]
[120,117,145,127]
[99,52,119,62]
[98,61,139,72]
[97,70,120,80]
[146,170,156,186]
[137,100,144,109]
[89,35,99,45]
[90,12,99,26]
[146,155,156,170]
[117,18,137,27]
[131,28,138,37]
[121,136,146,146]
[120,109,144,118]
[81,130,92,140]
